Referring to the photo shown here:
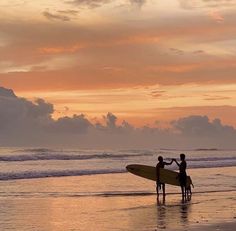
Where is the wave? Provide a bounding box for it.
[2,152,236,163]
[14,148,55,153]
[194,148,219,151]
[0,169,126,181]
[189,156,236,161]
[0,152,153,162]
[1,161,236,181]
[165,156,236,162]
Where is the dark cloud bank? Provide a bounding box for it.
[0,86,235,149]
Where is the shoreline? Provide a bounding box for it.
[0,166,236,230]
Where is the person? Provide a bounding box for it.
[173,153,187,201]
[156,156,173,200]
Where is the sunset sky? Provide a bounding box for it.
[1,0,236,128]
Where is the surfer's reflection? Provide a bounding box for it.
[156,199,166,229]
[156,198,191,230]
[182,190,192,203]
[156,197,165,206]
[180,202,189,225]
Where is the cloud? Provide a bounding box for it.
[49,114,92,133]
[130,0,146,7]
[0,0,26,7]
[57,10,79,16]
[2,56,236,91]
[1,0,236,95]
[1,13,236,92]
[105,112,117,129]
[203,95,231,101]
[0,88,53,129]
[208,10,224,23]
[66,0,146,8]
[1,86,236,149]
[178,0,235,9]
[172,115,235,136]
[171,115,236,147]
[193,50,205,54]
[67,0,111,8]
[149,89,166,99]
[43,11,71,21]
[169,48,185,55]
[0,86,16,98]
[1,10,236,90]
[0,88,54,148]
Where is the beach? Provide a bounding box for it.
[2,0,236,230]
[0,166,236,231]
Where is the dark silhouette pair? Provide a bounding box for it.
[156,154,189,201]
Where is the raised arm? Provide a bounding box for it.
[173,158,180,167]
[164,159,174,166]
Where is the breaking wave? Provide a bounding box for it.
[0,148,236,180]
[0,169,126,181]
[0,152,153,162]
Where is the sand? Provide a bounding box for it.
[0,167,236,230]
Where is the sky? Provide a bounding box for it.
[0,0,236,148]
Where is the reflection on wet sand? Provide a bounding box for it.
[156,196,192,230]
[125,195,193,231]
[0,171,236,231]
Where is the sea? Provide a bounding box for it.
[1,147,236,231]
[0,147,236,181]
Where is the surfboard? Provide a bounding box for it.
[126,164,193,187]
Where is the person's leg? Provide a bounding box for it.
[182,175,187,200]
[163,184,166,202]
[184,178,187,199]
[187,186,192,200]
[156,182,159,199]
[181,186,185,201]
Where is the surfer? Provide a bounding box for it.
[156,156,173,200]
[173,153,187,201]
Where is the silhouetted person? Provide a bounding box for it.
[173,153,187,201]
[156,156,173,200]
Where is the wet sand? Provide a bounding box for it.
[0,167,236,230]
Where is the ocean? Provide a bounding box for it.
[0,147,236,180]
[1,148,236,231]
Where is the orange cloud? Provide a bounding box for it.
[1,55,236,92]
[38,44,86,54]
[208,10,224,23]
[146,64,201,73]
[38,33,160,55]
[116,106,236,128]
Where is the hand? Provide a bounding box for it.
[172,158,176,161]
